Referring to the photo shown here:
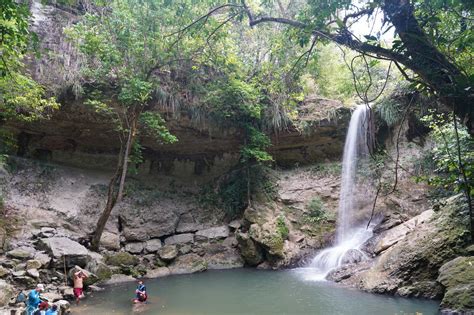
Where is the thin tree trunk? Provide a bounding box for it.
[90,114,138,251]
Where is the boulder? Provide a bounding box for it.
[120,206,179,241]
[105,252,139,267]
[56,300,71,314]
[26,259,43,270]
[374,210,434,254]
[204,246,244,269]
[6,247,36,259]
[157,245,178,262]
[249,223,285,258]
[145,267,171,278]
[38,237,90,268]
[102,274,135,285]
[164,233,194,245]
[236,232,263,266]
[438,256,474,312]
[33,252,51,268]
[0,280,14,307]
[13,276,35,286]
[169,254,207,275]
[195,226,229,241]
[86,262,112,281]
[125,242,145,254]
[100,232,120,251]
[27,269,40,278]
[12,270,26,277]
[144,239,162,253]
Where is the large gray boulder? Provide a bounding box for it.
[203,244,244,269]
[195,226,229,241]
[105,252,139,267]
[125,242,145,254]
[157,245,178,262]
[236,232,263,266]
[164,233,194,245]
[169,254,207,275]
[7,246,36,260]
[120,205,179,241]
[38,237,90,268]
[144,239,162,253]
[437,256,474,313]
[176,213,202,233]
[100,232,121,251]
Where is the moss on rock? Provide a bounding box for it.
[105,252,139,266]
[438,256,474,312]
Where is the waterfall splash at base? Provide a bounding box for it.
[305,104,374,281]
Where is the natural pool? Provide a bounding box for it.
[71,269,440,315]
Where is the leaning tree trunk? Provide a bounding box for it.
[382,0,473,134]
[90,114,138,251]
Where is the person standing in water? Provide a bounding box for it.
[73,270,88,305]
[133,280,147,303]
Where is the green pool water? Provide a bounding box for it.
[71,268,440,315]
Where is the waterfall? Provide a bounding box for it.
[306,105,374,280]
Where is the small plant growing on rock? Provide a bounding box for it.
[276,215,289,240]
[305,197,329,223]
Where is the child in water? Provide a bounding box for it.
[133,280,147,303]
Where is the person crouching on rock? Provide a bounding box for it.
[133,280,148,303]
[73,270,88,305]
[26,284,44,315]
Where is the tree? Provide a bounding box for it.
[0,0,59,123]
[177,0,473,133]
[67,0,184,250]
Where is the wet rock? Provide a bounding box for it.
[438,256,474,312]
[340,249,367,265]
[164,233,194,245]
[236,232,263,266]
[374,210,434,254]
[100,232,120,251]
[169,254,207,275]
[144,239,162,253]
[396,281,444,299]
[195,226,229,241]
[38,237,90,268]
[56,300,70,313]
[125,242,145,254]
[87,262,112,281]
[158,245,178,262]
[0,280,14,307]
[105,252,139,267]
[145,267,171,278]
[204,246,244,269]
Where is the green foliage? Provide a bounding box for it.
[0,0,59,122]
[305,196,329,223]
[310,162,342,177]
[417,112,473,197]
[139,112,177,144]
[276,215,289,240]
[376,98,404,127]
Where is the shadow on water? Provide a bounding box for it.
[70,269,440,315]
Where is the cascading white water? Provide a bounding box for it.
[306,105,373,281]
